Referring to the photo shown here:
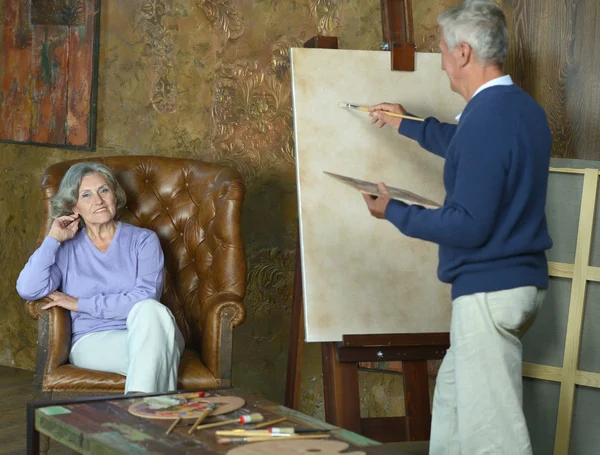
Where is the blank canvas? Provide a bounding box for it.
[291,48,466,342]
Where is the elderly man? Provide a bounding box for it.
[365,1,552,454]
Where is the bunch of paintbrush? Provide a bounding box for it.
[168,413,265,435]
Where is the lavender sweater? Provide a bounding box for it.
[16,222,164,345]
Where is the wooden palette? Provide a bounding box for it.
[324,171,441,207]
[128,396,245,420]
[227,440,366,455]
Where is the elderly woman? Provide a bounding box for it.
[16,162,184,394]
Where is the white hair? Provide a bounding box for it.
[438,0,509,67]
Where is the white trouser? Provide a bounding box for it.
[429,286,545,455]
[69,299,185,394]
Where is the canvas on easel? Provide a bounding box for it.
[291,48,466,343]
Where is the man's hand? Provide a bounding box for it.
[363,183,391,219]
[368,102,408,129]
[42,291,79,312]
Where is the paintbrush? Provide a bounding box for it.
[216,427,331,436]
[217,434,331,444]
[338,102,424,121]
[254,416,287,429]
[189,412,264,430]
[216,429,289,437]
[166,417,182,435]
[189,402,217,434]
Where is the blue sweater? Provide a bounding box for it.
[386,84,553,299]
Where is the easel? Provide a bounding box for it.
[285,0,451,443]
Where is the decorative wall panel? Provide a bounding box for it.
[0,0,99,149]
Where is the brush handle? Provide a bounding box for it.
[218,434,331,444]
[192,413,263,431]
[383,113,422,121]
[254,416,288,429]
[369,108,424,121]
[192,418,239,431]
[188,403,216,434]
[166,417,182,435]
[347,104,424,122]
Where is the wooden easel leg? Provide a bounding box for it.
[284,236,305,410]
[321,342,361,433]
[402,360,431,441]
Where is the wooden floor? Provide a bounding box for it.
[0,366,78,455]
[0,365,34,455]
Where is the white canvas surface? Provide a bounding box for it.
[291,48,467,342]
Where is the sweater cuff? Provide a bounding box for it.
[398,113,425,139]
[385,200,409,231]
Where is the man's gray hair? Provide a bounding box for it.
[438,0,508,67]
[50,162,127,219]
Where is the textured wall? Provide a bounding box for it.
[0,0,458,419]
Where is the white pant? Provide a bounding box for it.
[430,286,545,455]
[70,299,185,394]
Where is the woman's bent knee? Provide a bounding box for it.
[127,299,173,324]
[133,299,163,311]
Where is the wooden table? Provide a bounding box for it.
[27,388,384,454]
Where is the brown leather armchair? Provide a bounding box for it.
[26,156,247,399]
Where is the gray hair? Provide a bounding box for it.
[50,162,127,221]
[438,0,508,67]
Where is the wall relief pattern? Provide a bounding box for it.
[197,0,244,42]
[209,37,302,175]
[141,0,177,113]
[309,0,342,35]
[413,0,461,52]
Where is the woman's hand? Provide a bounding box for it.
[48,214,80,243]
[41,291,79,312]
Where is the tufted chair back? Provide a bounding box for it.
[27,156,247,395]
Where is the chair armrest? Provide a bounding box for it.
[201,292,246,383]
[27,297,51,320]
[27,298,72,377]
